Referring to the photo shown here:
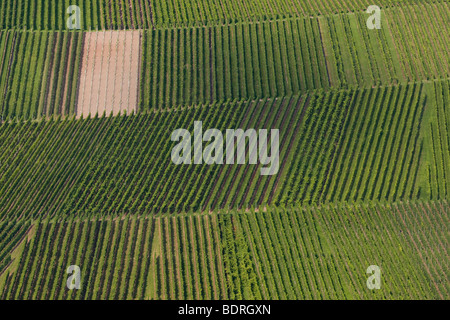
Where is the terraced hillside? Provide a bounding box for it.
[140,4,449,109]
[1,200,448,299]
[0,30,83,120]
[0,0,448,300]
[0,82,440,222]
[77,30,141,118]
[1,3,449,118]
[0,0,446,30]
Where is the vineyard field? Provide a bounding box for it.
[0,0,446,30]
[77,30,141,118]
[0,0,449,302]
[0,4,448,119]
[0,200,447,299]
[0,82,440,223]
[0,30,83,120]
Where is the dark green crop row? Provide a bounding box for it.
[0,0,446,30]
[0,30,82,121]
[0,82,439,224]
[1,199,448,299]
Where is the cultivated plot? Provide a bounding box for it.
[77,30,141,118]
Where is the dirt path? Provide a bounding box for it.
[120,30,132,113]
[86,32,100,116]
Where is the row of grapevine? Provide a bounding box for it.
[148,0,449,28]
[137,5,448,110]
[0,0,101,30]
[0,30,83,121]
[0,98,249,220]
[139,18,331,110]
[0,214,229,300]
[0,0,445,30]
[151,214,228,299]
[1,199,447,299]
[235,200,448,299]
[423,80,450,199]
[0,81,440,221]
[0,220,31,277]
[274,82,425,206]
[382,3,450,83]
[320,3,449,88]
[0,4,447,120]
[0,217,152,299]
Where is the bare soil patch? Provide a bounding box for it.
[77,30,141,118]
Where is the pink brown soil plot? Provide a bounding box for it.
[90,31,105,116]
[113,30,127,116]
[98,31,113,116]
[77,30,141,118]
[120,31,133,114]
[78,32,94,118]
[105,31,119,116]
